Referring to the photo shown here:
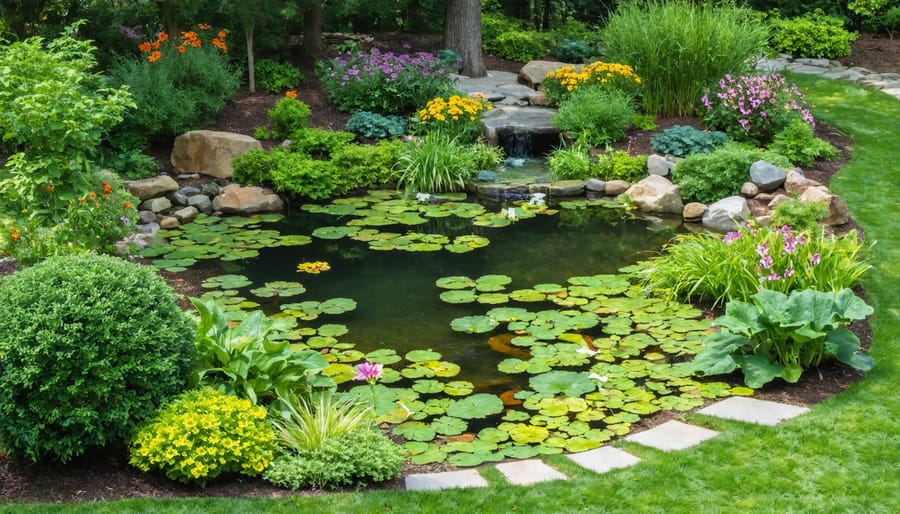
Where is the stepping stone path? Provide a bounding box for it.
[404,397,809,491]
[757,55,900,101]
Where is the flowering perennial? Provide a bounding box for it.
[701,73,814,144]
[414,94,492,141]
[542,61,642,104]
[297,261,331,274]
[138,24,227,63]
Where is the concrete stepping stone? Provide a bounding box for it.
[405,469,488,491]
[698,397,809,426]
[625,420,718,451]
[495,459,566,485]
[566,446,640,475]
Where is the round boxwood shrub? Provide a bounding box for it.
[0,254,196,463]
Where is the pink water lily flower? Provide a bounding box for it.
[354,361,384,383]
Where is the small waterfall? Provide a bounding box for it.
[498,131,559,158]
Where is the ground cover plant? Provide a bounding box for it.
[670,142,792,203]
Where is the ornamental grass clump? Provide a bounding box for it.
[413,94,492,142]
[129,388,275,485]
[601,0,768,116]
[701,73,815,145]
[637,222,871,307]
[542,61,642,104]
[316,49,458,115]
[396,134,502,193]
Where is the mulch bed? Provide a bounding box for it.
[0,32,894,504]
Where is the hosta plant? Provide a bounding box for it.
[191,299,334,405]
[693,288,874,388]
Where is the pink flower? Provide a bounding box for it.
[354,361,383,383]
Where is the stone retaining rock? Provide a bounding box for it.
[126,176,179,200]
[702,196,749,232]
[212,184,284,214]
[626,175,683,214]
[749,161,787,192]
[171,130,262,179]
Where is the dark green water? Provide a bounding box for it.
[225,205,679,387]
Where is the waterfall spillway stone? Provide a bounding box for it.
[480,105,560,157]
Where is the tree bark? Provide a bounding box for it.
[443,0,486,78]
[245,26,256,93]
[302,0,325,56]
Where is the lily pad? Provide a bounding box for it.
[475,274,513,292]
[406,349,442,362]
[393,421,436,442]
[446,393,504,419]
[365,349,402,365]
[431,416,468,436]
[319,297,357,314]
[440,290,478,304]
[201,274,252,290]
[412,379,444,394]
[250,281,306,298]
[317,324,349,337]
[435,276,476,290]
[312,225,360,239]
[450,315,499,334]
[529,371,596,397]
[443,380,475,396]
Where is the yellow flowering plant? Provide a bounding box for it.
[412,94,493,143]
[542,61,643,105]
[129,388,276,486]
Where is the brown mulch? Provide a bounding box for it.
[0,32,893,505]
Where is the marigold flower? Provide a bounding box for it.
[9,227,20,241]
[148,51,161,62]
[102,181,112,195]
[139,41,151,52]
[178,45,186,54]
[198,23,211,30]
[46,184,54,192]
[191,39,201,48]
[218,30,227,39]
[89,191,97,199]
[80,198,87,204]
[285,90,298,99]
[94,202,101,208]
[151,40,161,50]
[124,201,132,209]
[158,32,169,42]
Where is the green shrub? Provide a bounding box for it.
[261,97,312,140]
[602,0,769,116]
[232,148,278,186]
[129,388,275,485]
[769,12,858,59]
[264,425,406,490]
[270,391,371,453]
[490,30,553,61]
[107,30,240,142]
[548,143,593,180]
[672,143,792,203]
[693,288,873,388]
[345,111,407,139]
[254,58,304,94]
[650,125,729,158]
[482,12,528,53]
[769,118,839,167]
[468,140,506,171]
[550,38,603,63]
[287,128,356,158]
[594,150,648,182]
[770,198,828,235]
[330,140,407,193]
[395,134,489,193]
[0,254,196,462]
[192,299,333,405]
[636,222,871,307]
[271,157,341,200]
[0,25,134,223]
[552,88,636,147]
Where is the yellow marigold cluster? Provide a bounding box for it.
[417,95,492,124]
[129,388,275,485]
[543,61,642,104]
[297,261,331,274]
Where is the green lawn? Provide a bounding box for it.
[3,75,898,514]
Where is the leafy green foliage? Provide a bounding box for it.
[490,30,553,61]
[258,97,312,140]
[270,391,371,453]
[129,388,275,485]
[693,288,874,388]
[0,25,134,223]
[601,0,769,116]
[396,134,498,192]
[769,12,858,59]
[771,198,829,235]
[672,143,792,203]
[107,34,240,142]
[637,223,871,307]
[263,425,405,489]
[191,299,334,405]
[650,125,729,158]
[594,150,648,182]
[232,148,277,186]
[769,118,839,167]
[548,143,593,180]
[254,58,304,94]
[287,128,356,158]
[330,140,406,192]
[345,111,407,139]
[0,254,196,463]
[550,38,603,63]
[549,145,647,182]
[552,88,636,146]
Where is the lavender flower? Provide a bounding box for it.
[354,361,383,384]
[723,231,742,244]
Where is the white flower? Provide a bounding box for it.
[415,193,431,202]
[506,207,517,220]
[588,373,609,389]
[528,193,546,206]
[576,347,598,357]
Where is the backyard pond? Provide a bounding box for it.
[142,190,751,466]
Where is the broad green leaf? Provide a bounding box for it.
[529,371,595,397]
[446,393,504,419]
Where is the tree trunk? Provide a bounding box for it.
[246,26,256,93]
[443,0,485,78]
[302,0,325,57]
[540,0,552,31]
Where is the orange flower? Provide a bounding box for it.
[191,39,201,48]
[151,40,161,50]
[177,45,186,54]
[102,181,112,195]
[9,227,20,241]
[218,30,227,39]
[148,51,161,63]
[180,31,197,42]
[94,202,100,208]
[46,184,54,192]
[124,201,132,209]
[198,23,211,30]
[158,32,169,42]
[139,41,151,52]
[285,90,298,99]
[89,191,97,200]
[80,198,88,204]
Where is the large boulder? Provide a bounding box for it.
[647,154,677,177]
[625,175,684,214]
[749,161,787,192]
[212,184,283,214]
[125,175,179,200]
[702,196,750,231]
[799,186,850,226]
[518,60,578,90]
[171,130,262,179]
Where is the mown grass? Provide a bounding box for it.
[3,76,899,514]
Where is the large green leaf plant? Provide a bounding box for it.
[693,288,874,388]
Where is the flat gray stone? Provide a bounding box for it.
[566,446,640,474]
[405,469,488,491]
[625,420,718,451]
[495,459,566,485]
[698,397,809,426]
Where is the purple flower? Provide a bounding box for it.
[756,242,769,258]
[810,253,820,266]
[723,231,742,244]
[766,272,780,281]
[354,361,383,383]
[783,267,794,278]
[760,254,773,269]
[120,216,130,224]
